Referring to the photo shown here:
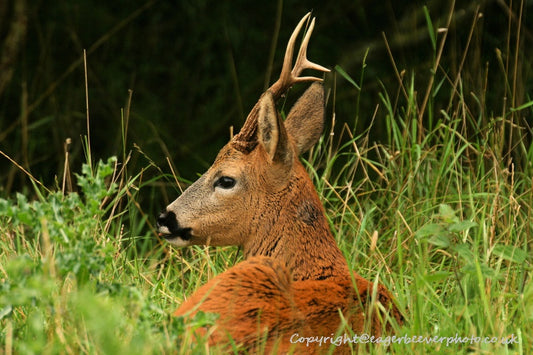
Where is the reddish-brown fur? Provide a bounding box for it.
[174,257,402,354]
[157,13,403,353]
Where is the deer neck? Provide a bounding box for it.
[243,163,349,281]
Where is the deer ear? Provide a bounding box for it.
[285,82,325,155]
[257,91,293,165]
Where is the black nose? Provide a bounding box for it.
[156,210,193,240]
[156,210,179,234]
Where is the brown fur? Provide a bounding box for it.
[157,14,403,353]
[175,256,402,354]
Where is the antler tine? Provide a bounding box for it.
[274,13,311,92]
[291,17,330,81]
[270,13,330,98]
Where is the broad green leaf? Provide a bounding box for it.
[416,223,446,239]
[449,220,477,233]
[438,203,459,224]
[454,243,474,261]
[423,270,452,283]
[493,244,528,264]
[428,234,451,248]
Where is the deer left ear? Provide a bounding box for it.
[257,91,293,165]
[285,82,325,155]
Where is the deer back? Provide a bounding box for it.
[175,256,403,353]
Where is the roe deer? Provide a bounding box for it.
[157,13,402,353]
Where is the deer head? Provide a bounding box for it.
[157,14,347,280]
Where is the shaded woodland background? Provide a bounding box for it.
[0,0,531,206]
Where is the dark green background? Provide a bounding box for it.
[0,0,531,207]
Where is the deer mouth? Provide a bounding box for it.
[158,227,193,241]
[156,210,193,242]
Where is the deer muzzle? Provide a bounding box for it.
[156,210,193,243]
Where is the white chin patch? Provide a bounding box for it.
[165,237,192,247]
[158,226,171,235]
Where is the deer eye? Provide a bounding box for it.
[214,176,236,189]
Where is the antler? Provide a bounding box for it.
[269,13,330,98]
[233,13,330,151]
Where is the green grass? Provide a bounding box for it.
[1,13,533,355]
[311,89,533,353]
